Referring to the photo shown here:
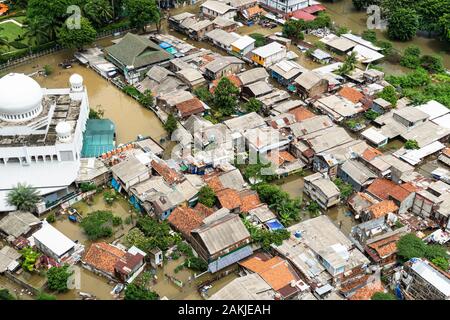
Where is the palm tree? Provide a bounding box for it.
[83,0,113,28]
[307,201,321,218]
[7,183,41,212]
[0,26,11,50]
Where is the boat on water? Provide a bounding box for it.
[110,283,125,295]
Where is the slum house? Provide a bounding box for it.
[224,0,258,11]
[348,192,379,219]
[190,212,253,273]
[288,115,334,141]
[188,19,214,41]
[241,4,266,21]
[167,204,215,239]
[312,139,369,178]
[239,253,307,299]
[251,42,287,68]
[361,200,398,222]
[241,80,273,100]
[438,148,450,167]
[258,89,291,113]
[32,222,77,262]
[212,16,238,32]
[104,33,172,84]
[157,90,195,110]
[176,68,207,90]
[337,159,377,192]
[137,65,188,97]
[303,172,341,209]
[201,0,237,19]
[400,258,450,300]
[0,246,21,274]
[224,111,267,146]
[294,71,329,99]
[292,126,353,164]
[209,273,276,300]
[0,211,41,242]
[273,215,370,287]
[371,98,392,115]
[134,137,165,157]
[309,49,332,64]
[270,100,306,116]
[83,242,146,283]
[243,126,290,156]
[322,36,355,55]
[204,167,247,193]
[269,60,307,89]
[237,67,269,86]
[111,155,151,192]
[168,12,196,32]
[366,178,416,214]
[411,180,450,225]
[230,35,256,57]
[361,127,389,148]
[268,112,297,130]
[175,97,207,119]
[205,29,241,52]
[203,56,245,80]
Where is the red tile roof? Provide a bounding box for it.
[217,188,241,210]
[389,184,413,202]
[368,200,398,218]
[290,10,316,21]
[302,4,326,14]
[205,175,224,193]
[339,86,364,104]
[83,242,125,276]
[367,234,400,258]
[349,280,385,300]
[210,74,242,93]
[362,146,382,161]
[151,160,183,185]
[176,98,205,118]
[239,190,261,213]
[443,148,450,157]
[168,204,214,237]
[267,150,297,166]
[367,178,397,200]
[288,106,315,122]
[240,256,297,291]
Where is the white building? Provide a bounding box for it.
[201,0,237,19]
[251,42,287,67]
[32,221,76,261]
[0,73,89,213]
[260,0,310,14]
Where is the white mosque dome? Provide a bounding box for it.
[0,73,43,122]
[69,73,83,86]
[56,121,72,142]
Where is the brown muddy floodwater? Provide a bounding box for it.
[275,174,356,235]
[7,48,166,145]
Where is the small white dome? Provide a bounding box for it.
[0,73,43,120]
[69,73,83,86]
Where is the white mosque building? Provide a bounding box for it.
[0,72,89,213]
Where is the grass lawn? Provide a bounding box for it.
[0,20,26,42]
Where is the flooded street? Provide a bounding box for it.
[7,48,166,145]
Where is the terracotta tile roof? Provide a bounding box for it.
[176,97,205,118]
[239,190,261,213]
[367,234,400,258]
[339,86,364,104]
[205,175,224,193]
[267,150,297,166]
[83,242,125,275]
[349,280,385,300]
[217,188,241,210]
[368,200,398,218]
[240,256,296,291]
[167,205,211,236]
[388,184,413,202]
[151,160,183,185]
[288,106,315,122]
[400,182,418,193]
[194,202,215,218]
[245,5,266,18]
[367,178,397,200]
[210,74,242,93]
[443,148,450,157]
[362,146,382,161]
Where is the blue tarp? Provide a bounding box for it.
[111,178,120,191]
[159,42,172,49]
[129,195,141,211]
[265,218,284,231]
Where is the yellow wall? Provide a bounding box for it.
[251,54,265,66]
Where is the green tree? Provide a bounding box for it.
[371,292,396,300]
[7,183,40,212]
[136,217,177,250]
[438,13,450,42]
[47,265,72,293]
[243,158,275,183]
[242,218,290,250]
[193,87,213,105]
[103,190,118,205]
[282,20,305,41]
[377,86,397,106]
[213,77,240,116]
[400,45,421,69]
[387,8,419,41]
[431,256,449,271]
[124,283,159,300]
[27,0,70,41]
[333,178,353,199]
[353,0,380,10]
[420,55,444,73]
[249,33,266,47]
[364,109,380,121]
[83,0,113,28]
[336,26,349,36]
[336,51,358,76]
[163,113,178,135]
[397,233,427,261]
[198,186,216,208]
[307,201,320,218]
[125,0,161,32]
[37,291,57,300]
[20,247,41,272]
[80,210,116,239]
[57,17,97,49]
[243,98,263,113]
[46,213,56,223]
[415,0,450,34]
[0,289,15,300]
[404,139,419,150]
[138,89,154,108]
[361,29,377,42]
